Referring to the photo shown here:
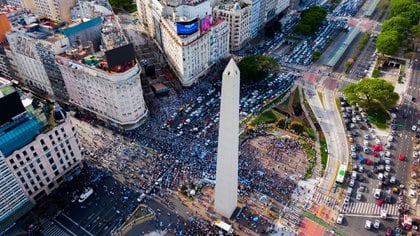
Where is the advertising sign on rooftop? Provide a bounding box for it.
[176,19,198,35]
[201,15,211,32]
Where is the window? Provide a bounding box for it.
[34,186,38,191]
[54,170,59,176]
[40,139,45,145]
[28,190,33,195]
[48,158,54,164]
[30,146,35,151]
[9,159,14,164]
[51,164,57,170]
[22,151,27,156]
[16,154,21,160]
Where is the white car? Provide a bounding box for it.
[356,192,362,200]
[365,220,372,230]
[413,125,417,131]
[414,151,418,158]
[349,179,355,187]
[385,158,391,165]
[336,214,344,224]
[374,219,380,229]
[375,138,382,144]
[385,165,391,172]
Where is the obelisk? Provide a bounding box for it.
[214,58,240,218]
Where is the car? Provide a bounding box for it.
[385,165,391,172]
[365,220,372,230]
[349,179,355,187]
[381,209,387,219]
[374,189,381,199]
[364,134,370,140]
[358,165,364,173]
[410,183,417,190]
[351,145,356,152]
[390,176,396,184]
[356,192,362,200]
[336,214,344,224]
[344,196,350,205]
[378,173,384,181]
[392,186,400,194]
[414,151,418,158]
[412,125,417,131]
[375,138,381,144]
[399,154,405,161]
[374,219,380,229]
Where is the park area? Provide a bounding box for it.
[243,88,323,179]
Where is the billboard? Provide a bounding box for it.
[201,15,212,32]
[176,19,198,35]
[0,92,25,126]
[105,43,136,68]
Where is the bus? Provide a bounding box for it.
[213,220,234,234]
[335,164,347,185]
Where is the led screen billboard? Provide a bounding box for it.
[201,15,211,32]
[176,19,198,35]
[0,92,25,126]
[105,43,136,68]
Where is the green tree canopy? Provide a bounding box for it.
[376,31,401,55]
[295,6,327,36]
[109,0,137,13]
[381,16,411,38]
[238,55,278,83]
[343,78,399,110]
[390,0,420,25]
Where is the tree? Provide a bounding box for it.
[312,50,321,60]
[238,55,277,83]
[295,6,327,36]
[390,0,420,25]
[109,0,137,13]
[372,69,381,78]
[381,16,411,38]
[343,78,399,110]
[376,31,401,55]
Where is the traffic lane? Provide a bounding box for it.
[337,215,397,236]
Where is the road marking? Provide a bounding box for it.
[344,214,398,219]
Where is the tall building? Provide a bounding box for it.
[57,16,148,130]
[6,18,71,99]
[7,0,76,22]
[214,59,240,218]
[0,78,83,231]
[213,2,251,51]
[136,0,230,86]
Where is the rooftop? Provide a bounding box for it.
[58,47,136,74]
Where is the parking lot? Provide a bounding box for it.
[284,20,346,66]
[332,0,364,17]
[335,97,417,235]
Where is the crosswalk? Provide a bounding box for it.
[340,202,399,216]
[312,191,340,209]
[40,222,72,236]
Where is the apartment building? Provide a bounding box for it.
[213,2,251,51]
[6,18,70,99]
[0,78,83,231]
[7,0,76,22]
[137,0,230,86]
[57,16,148,130]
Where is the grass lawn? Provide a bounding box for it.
[367,106,390,129]
[320,136,328,172]
[317,91,324,108]
[251,110,283,125]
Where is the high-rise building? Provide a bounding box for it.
[6,18,71,99]
[0,78,83,231]
[7,0,76,22]
[57,16,148,130]
[136,0,230,86]
[214,59,240,218]
[213,2,251,51]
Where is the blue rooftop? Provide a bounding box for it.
[59,17,102,37]
[0,115,44,157]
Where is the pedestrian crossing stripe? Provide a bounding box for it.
[312,191,339,209]
[340,202,399,216]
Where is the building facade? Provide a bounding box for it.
[0,79,83,231]
[137,0,230,86]
[213,2,251,51]
[7,0,76,22]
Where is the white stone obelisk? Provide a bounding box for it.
[214,58,240,218]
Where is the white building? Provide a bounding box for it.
[213,2,251,51]
[275,0,290,15]
[0,79,82,230]
[137,0,229,86]
[7,0,76,22]
[57,17,148,129]
[6,24,70,99]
